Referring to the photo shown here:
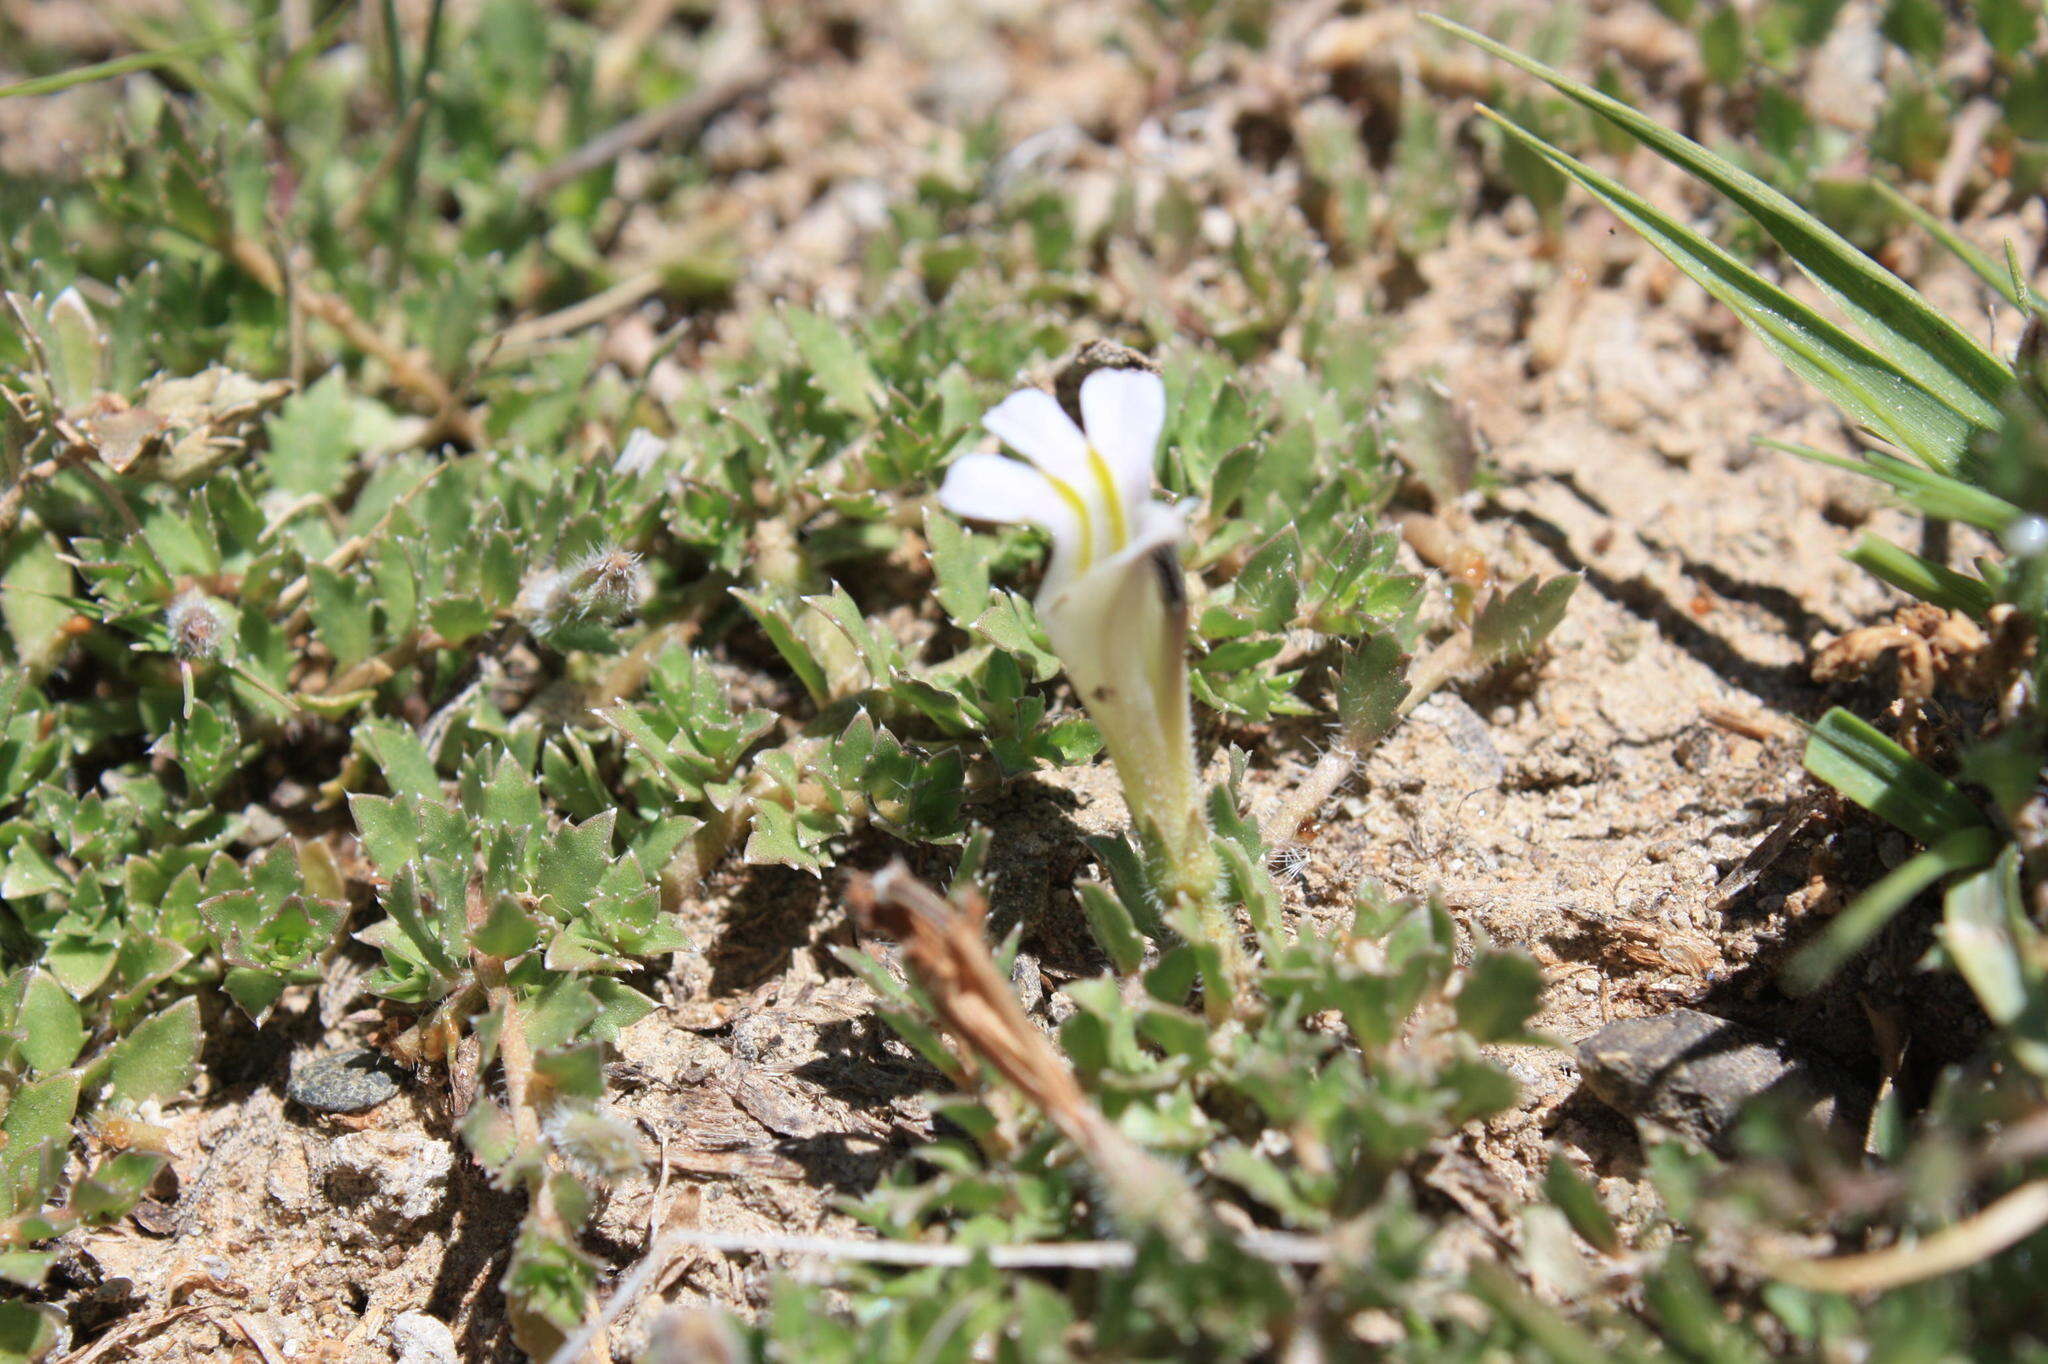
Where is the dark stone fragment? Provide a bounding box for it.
[288,1049,405,1115]
[130,1198,179,1236]
[1575,1008,1873,1153]
[1053,340,1158,422]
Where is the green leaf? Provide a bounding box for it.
[1881,0,1948,60]
[169,699,241,798]
[0,1070,80,1218]
[537,811,614,914]
[427,596,494,645]
[1766,440,2021,533]
[264,371,401,496]
[732,587,831,709]
[0,27,263,98]
[1076,881,1147,975]
[0,1253,53,1291]
[1543,1151,1619,1254]
[0,534,73,673]
[1335,633,1408,749]
[0,1300,60,1363]
[72,1152,165,1224]
[43,288,105,410]
[348,793,419,874]
[107,996,201,1103]
[1432,17,2009,429]
[478,750,545,829]
[1470,574,1577,668]
[1784,825,1997,992]
[308,564,373,671]
[1940,848,2048,1076]
[1867,180,2045,312]
[1698,6,1744,86]
[475,895,542,959]
[786,308,883,420]
[15,973,84,1074]
[744,800,825,871]
[357,719,443,803]
[925,510,992,626]
[1454,951,1544,1043]
[1803,708,1987,846]
[1973,0,2040,55]
[1842,534,1996,617]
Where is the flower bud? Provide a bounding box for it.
[541,1105,645,1184]
[166,590,228,661]
[565,547,648,621]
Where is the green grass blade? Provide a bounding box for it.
[1844,534,1997,617]
[1785,825,1997,992]
[1764,440,2021,532]
[1431,16,2011,424]
[0,31,258,99]
[1804,707,1986,846]
[1869,181,2046,313]
[1474,109,1981,470]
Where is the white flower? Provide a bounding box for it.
[939,368,1199,845]
[940,369,1184,603]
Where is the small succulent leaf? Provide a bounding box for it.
[0,1070,80,1218]
[107,996,200,1103]
[16,972,84,1074]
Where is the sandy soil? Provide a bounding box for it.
[17,1,2036,1358]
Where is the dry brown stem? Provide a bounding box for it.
[852,862,1207,1250]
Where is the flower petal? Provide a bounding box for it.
[1078,368,1165,511]
[1128,497,1187,554]
[982,388,1092,488]
[940,449,1077,534]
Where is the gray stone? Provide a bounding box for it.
[287,1049,404,1114]
[1575,1008,1873,1152]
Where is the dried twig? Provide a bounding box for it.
[1708,789,1829,912]
[490,269,664,359]
[222,235,483,447]
[56,1306,210,1364]
[522,58,772,205]
[853,863,1208,1249]
[1763,1180,2048,1294]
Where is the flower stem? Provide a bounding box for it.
[1147,811,1247,1024]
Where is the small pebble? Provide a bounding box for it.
[1575,1009,1872,1153]
[288,1049,404,1115]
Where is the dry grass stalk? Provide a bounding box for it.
[851,861,1207,1251]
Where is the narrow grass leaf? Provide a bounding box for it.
[1765,440,2020,532]
[1942,848,2031,1026]
[0,31,257,99]
[1785,825,1996,992]
[1433,17,2010,423]
[1844,534,1997,617]
[1804,708,1987,845]
[1474,109,1979,471]
[1869,180,2046,312]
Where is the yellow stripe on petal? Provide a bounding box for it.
[1087,447,1127,553]
[1043,472,1095,572]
